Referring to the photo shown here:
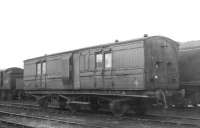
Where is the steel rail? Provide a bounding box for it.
[0,118,35,128]
[1,102,200,127]
[0,110,110,128]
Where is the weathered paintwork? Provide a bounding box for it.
[179,41,200,87]
[0,67,24,90]
[178,41,200,105]
[24,53,73,90]
[0,70,4,89]
[24,36,179,93]
[78,40,145,90]
[144,37,179,90]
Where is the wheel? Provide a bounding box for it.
[90,103,100,112]
[0,91,6,100]
[90,98,100,112]
[59,100,67,110]
[109,100,130,117]
[191,92,200,106]
[133,100,147,115]
[38,99,48,109]
[6,92,12,101]
[134,105,146,115]
[17,91,23,101]
[68,103,80,114]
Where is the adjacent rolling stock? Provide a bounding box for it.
[0,67,24,100]
[179,41,200,105]
[23,36,180,115]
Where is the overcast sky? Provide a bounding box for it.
[0,0,200,69]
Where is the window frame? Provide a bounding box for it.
[36,62,41,76]
[36,60,47,76]
[104,52,112,69]
[42,61,46,75]
[95,52,103,69]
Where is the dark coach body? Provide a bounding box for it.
[179,41,200,105]
[23,36,179,115]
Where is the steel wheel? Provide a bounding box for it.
[133,100,147,115]
[59,101,67,110]
[90,98,100,112]
[68,104,80,114]
[38,99,48,109]
[109,100,130,117]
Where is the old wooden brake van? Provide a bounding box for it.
[24,35,179,116]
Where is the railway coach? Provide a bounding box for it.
[179,41,200,106]
[24,35,180,116]
[0,67,24,100]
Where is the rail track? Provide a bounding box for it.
[135,115,200,127]
[1,101,200,128]
[0,118,35,128]
[0,110,111,128]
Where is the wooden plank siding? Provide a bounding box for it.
[78,40,145,90]
[24,36,179,92]
[179,41,200,86]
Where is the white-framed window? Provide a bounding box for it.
[36,61,46,76]
[96,53,103,68]
[42,61,46,74]
[36,63,41,76]
[105,52,112,68]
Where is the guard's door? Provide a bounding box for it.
[103,51,112,89]
[73,53,80,89]
[95,51,112,89]
[95,52,104,89]
[41,61,47,88]
[36,61,46,88]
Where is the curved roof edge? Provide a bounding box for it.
[5,67,23,71]
[24,35,178,62]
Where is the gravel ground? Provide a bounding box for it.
[148,107,200,118]
[0,101,199,128]
[0,116,82,128]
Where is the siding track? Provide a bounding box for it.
[1,101,200,128]
[0,110,110,128]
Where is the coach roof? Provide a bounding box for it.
[24,35,178,62]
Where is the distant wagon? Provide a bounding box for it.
[24,36,179,116]
[179,41,200,106]
[0,67,24,100]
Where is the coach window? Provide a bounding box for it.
[96,53,103,68]
[105,52,112,68]
[42,61,46,75]
[36,63,41,76]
